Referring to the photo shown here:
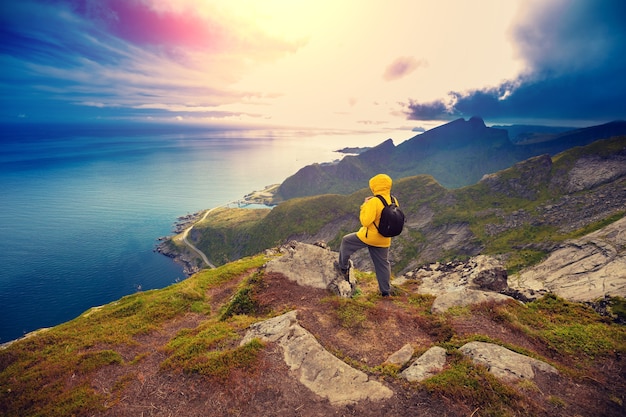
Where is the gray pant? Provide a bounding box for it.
[339,233,391,295]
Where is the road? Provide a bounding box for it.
[178,194,273,270]
[178,205,226,269]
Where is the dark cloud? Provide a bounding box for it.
[404,99,456,120]
[404,0,626,124]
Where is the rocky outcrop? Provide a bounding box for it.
[264,241,357,298]
[396,255,515,313]
[246,243,559,406]
[459,341,558,382]
[240,311,393,406]
[383,343,415,367]
[563,152,626,193]
[510,215,626,302]
[480,154,554,200]
[430,289,514,314]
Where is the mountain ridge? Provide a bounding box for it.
[276,117,626,198]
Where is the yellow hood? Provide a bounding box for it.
[369,174,392,195]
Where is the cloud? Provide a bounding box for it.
[0,0,302,122]
[404,0,626,124]
[383,56,427,81]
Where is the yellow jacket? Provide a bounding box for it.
[356,174,396,247]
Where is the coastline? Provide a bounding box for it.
[155,183,280,276]
[5,184,281,348]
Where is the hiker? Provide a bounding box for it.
[336,173,401,297]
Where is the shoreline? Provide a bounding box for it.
[155,183,280,276]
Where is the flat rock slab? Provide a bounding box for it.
[459,341,558,382]
[241,311,393,406]
[512,215,626,302]
[401,346,447,382]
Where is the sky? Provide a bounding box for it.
[1,0,625,132]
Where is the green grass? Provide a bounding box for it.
[219,270,266,320]
[424,353,535,417]
[608,296,626,322]
[325,297,375,330]
[178,339,265,381]
[475,294,626,363]
[161,321,263,381]
[0,254,267,417]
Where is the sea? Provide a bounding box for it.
[0,122,412,343]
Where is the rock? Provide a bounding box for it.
[401,346,447,382]
[511,215,626,302]
[472,265,509,292]
[400,255,514,313]
[431,289,514,314]
[410,255,509,296]
[459,341,558,382]
[384,343,414,367]
[241,311,393,406]
[564,153,626,193]
[264,241,357,297]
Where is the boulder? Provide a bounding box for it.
[241,311,393,406]
[264,241,357,298]
[383,343,414,367]
[459,341,558,382]
[401,346,447,382]
[511,215,626,301]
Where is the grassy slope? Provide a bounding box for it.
[0,256,267,417]
[184,136,625,274]
[1,256,625,416]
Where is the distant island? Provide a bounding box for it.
[334,146,371,154]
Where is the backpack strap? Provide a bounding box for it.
[372,194,396,235]
[375,195,397,206]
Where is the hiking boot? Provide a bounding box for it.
[381,286,400,297]
[334,261,350,281]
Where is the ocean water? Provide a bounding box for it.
[0,123,409,342]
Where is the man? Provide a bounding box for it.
[337,173,398,296]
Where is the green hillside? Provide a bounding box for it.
[174,135,626,275]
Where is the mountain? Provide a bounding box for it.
[166,134,626,277]
[276,117,626,199]
[2,135,625,417]
[491,123,575,144]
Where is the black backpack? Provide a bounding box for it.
[374,195,405,237]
